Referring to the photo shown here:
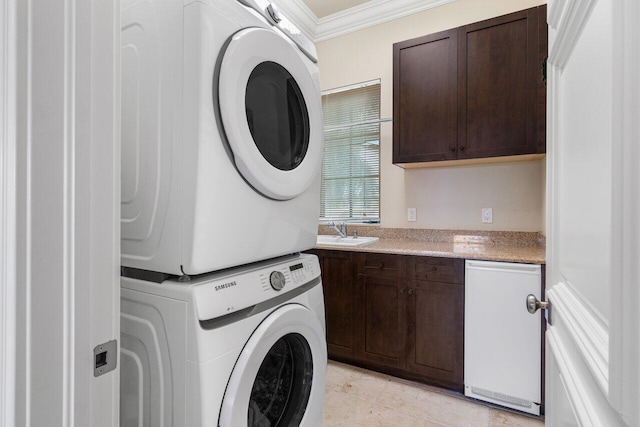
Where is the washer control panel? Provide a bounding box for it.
[191,254,321,321]
[258,257,317,293]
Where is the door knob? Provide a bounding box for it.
[526,294,549,314]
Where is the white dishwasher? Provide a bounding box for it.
[464,260,542,416]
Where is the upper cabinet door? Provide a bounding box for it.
[393,28,458,163]
[458,8,544,160]
[392,6,547,167]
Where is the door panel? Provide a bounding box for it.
[458,8,540,159]
[219,304,326,427]
[218,27,322,200]
[393,29,458,163]
[358,274,406,369]
[11,1,121,425]
[407,280,463,389]
[546,0,639,425]
[312,250,357,359]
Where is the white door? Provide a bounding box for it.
[1,0,121,426]
[545,1,640,425]
[219,304,327,426]
[218,27,323,200]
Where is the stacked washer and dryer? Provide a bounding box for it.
[119,0,326,425]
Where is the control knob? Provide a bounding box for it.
[269,271,286,291]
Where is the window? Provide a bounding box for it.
[320,81,380,222]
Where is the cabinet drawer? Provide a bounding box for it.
[355,253,406,278]
[408,256,464,284]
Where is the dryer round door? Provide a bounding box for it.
[219,304,327,426]
[218,27,323,200]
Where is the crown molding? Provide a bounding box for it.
[277,0,457,43]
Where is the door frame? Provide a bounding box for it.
[1,1,17,426]
[546,0,640,425]
[608,0,640,424]
[2,0,121,426]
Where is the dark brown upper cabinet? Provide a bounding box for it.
[393,5,547,166]
[393,28,459,163]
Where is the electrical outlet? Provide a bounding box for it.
[482,208,493,224]
[407,208,417,222]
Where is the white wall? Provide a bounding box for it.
[316,0,547,231]
[404,160,544,231]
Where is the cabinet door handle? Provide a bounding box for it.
[459,146,466,151]
[408,288,414,295]
[400,288,405,294]
[450,146,456,152]
[378,262,384,269]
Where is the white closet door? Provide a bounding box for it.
[545,1,640,426]
[3,0,121,426]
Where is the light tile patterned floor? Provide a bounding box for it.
[323,360,544,427]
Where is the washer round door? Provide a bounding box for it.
[219,304,327,426]
[218,27,323,200]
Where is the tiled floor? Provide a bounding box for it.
[323,360,544,427]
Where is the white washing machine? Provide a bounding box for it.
[120,253,327,426]
[120,0,323,276]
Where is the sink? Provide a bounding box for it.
[316,235,379,247]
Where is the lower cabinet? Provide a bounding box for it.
[407,279,464,389]
[406,256,465,390]
[308,249,465,392]
[354,253,407,370]
[308,249,357,360]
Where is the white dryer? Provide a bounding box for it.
[120,0,323,276]
[120,253,327,426]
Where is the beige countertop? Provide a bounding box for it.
[314,226,546,264]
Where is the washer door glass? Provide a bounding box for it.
[248,333,313,426]
[246,62,310,172]
[219,304,327,426]
[218,28,322,200]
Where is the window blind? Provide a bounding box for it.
[320,82,380,222]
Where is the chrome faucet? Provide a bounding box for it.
[328,221,347,238]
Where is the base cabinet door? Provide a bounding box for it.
[407,279,464,391]
[307,249,357,359]
[357,274,406,370]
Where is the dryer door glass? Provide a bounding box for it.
[246,62,310,172]
[248,333,313,426]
